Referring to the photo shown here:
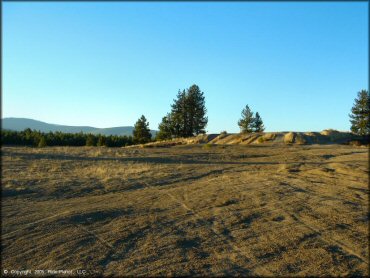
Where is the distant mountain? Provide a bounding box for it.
[1,118,157,137]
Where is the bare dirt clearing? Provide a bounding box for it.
[1,144,369,276]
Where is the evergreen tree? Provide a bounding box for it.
[156,114,173,140]
[171,90,187,137]
[97,135,105,147]
[238,105,254,133]
[105,135,113,147]
[133,115,152,144]
[186,84,208,135]
[1,129,134,148]
[252,112,265,132]
[86,134,96,146]
[167,84,208,138]
[349,90,370,136]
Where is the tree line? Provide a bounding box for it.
[2,86,368,147]
[132,86,369,143]
[1,128,134,147]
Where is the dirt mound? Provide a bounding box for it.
[283,132,295,144]
[130,130,366,148]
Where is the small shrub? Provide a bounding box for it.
[86,135,96,146]
[203,143,213,149]
[38,137,47,148]
[295,134,307,145]
[349,140,362,147]
[257,137,265,143]
[219,131,228,139]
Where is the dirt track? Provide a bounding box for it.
[1,144,369,276]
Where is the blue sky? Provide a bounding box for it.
[3,2,368,132]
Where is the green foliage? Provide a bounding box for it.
[171,89,187,137]
[238,105,254,133]
[238,105,265,133]
[203,143,213,149]
[186,85,208,136]
[159,84,208,139]
[156,114,173,141]
[133,115,152,144]
[38,136,47,147]
[97,135,105,147]
[257,137,265,143]
[1,129,133,148]
[349,90,369,136]
[252,112,265,132]
[86,134,96,146]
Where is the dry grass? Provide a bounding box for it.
[1,144,369,276]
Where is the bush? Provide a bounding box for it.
[349,140,363,146]
[295,134,307,145]
[38,137,47,147]
[86,134,96,146]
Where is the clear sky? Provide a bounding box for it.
[3,1,368,133]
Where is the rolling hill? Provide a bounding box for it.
[2,117,157,137]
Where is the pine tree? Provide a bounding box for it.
[238,105,254,133]
[156,114,173,141]
[186,84,208,135]
[252,112,265,132]
[86,134,96,146]
[133,115,152,144]
[349,90,370,136]
[167,85,208,138]
[170,90,187,137]
[97,135,105,147]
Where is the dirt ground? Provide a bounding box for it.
[1,144,369,276]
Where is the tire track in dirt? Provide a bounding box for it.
[265,177,368,262]
[166,192,273,276]
[2,210,73,239]
[74,223,114,250]
[215,173,368,267]
[251,181,368,264]
[286,212,368,263]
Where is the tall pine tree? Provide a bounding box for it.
[186,85,208,136]
[171,90,187,137]
[133,115,152,144]
[349,90,369,136]
[167,85,208,138]
[156,113,173,141]
[238,105,254,133]
[252,112,265,132]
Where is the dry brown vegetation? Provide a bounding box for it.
[1,142,369,276]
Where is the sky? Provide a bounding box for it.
[3,1,368,133]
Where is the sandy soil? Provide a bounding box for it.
[1,144,369,276]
